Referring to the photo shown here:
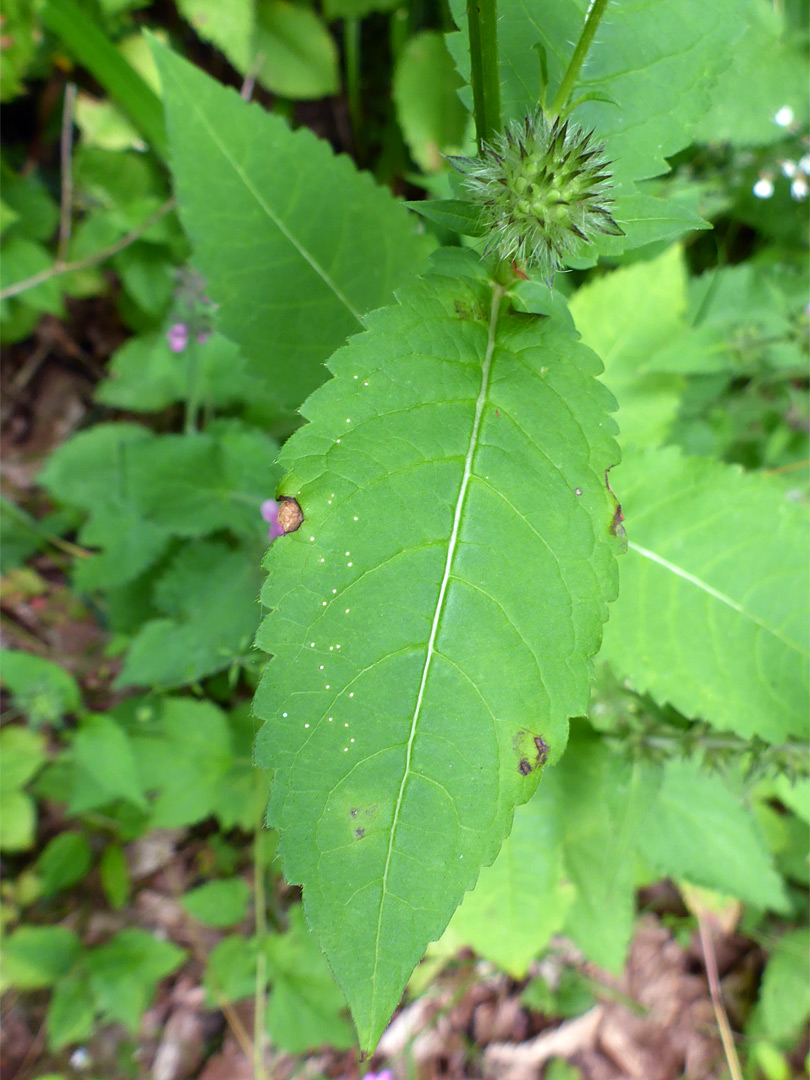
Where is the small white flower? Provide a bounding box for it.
[799,153,810,175]
[753,176,775,199]
[774,106,795,127]
[781,160,798,178]
[790,175,808,200]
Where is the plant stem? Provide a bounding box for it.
[58,82,77,264]
[345,19,364,160]
[467,0,501,150]
[550,0,611,116]
[253,795,269,1080]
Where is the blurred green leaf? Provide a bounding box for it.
[0,726,47,851]
[1,927,81,990]
[601,447,809,742]
[0,650,81,726]
[0,0,38,101]
[133,697,234,827]
[637,759,788,910]
[116,540,262,689]
[72,713,147,808]
[264,906,354,1052]
[693,0,810,145]
[181,877,251,927]
[758,928,810,1041]
[448,780,573,976]
[570,244,687,448]
[85,929,185,1031]
[100,843,131,909]
[203,934,256,1004]
[37,831,93,897]
[255,0,339,100]
[46,973,96,1050]
[41,0,167,156]
[176,0,253,70]
[393,32,467,172]
[152,39,432,410]
[96,330,261,412]
[548,726,658,971]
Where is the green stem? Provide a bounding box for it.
[184,338,201,435]
[345,19,363,160]
[550,0,611,116]
[253,796,269,1080]
[466,0,501,150]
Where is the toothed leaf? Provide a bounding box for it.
[254,251,621,1050]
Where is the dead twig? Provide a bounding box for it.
[57,82,77,263]
[0,198,176,302]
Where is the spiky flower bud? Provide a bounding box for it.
[457,110,623,281]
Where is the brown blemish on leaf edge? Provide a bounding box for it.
[277,496,304,534]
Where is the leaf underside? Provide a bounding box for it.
[254,251,621,1049]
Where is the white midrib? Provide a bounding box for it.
[368,283,505,1022]
[173,71,364,324]
[628,540,806,654]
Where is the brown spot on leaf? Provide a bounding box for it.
[518,759,532,776]
[610,502,626,540]
[277,496,304,534]
[534,736,549,765]
[349,809,358,818]
[354,827,365,839]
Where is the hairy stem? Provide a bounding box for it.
[467,0,501,150]
[550,0,611,116]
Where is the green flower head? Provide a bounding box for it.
[457,110,624,281]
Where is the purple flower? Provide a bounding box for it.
[364,1073,393,1080]
[167,322,189,353]
[261,499,285,542]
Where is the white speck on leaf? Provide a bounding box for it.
[775,105,795,127]
[349,692,354,698]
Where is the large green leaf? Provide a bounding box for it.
[601,446,809,742]
[446,778,573,976]
[447,0,746,255]
[548,725,658,971]
[152,41,432,411]
[254,251,621,1049]
[636,758,787,911]
[569,244,687,448]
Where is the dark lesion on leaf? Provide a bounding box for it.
[277,496,304,534]
[354,827,365,839]
[518,759,532,776]
[534,735,549,766]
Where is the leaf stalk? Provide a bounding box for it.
[550,0,611,116]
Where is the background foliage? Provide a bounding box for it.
[1,0,808,1077]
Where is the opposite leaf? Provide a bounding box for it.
[601,446,809,742]
[254,252,621,1050]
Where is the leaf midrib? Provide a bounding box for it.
[163,61,364,324]
[368,282,506,1031]
[628,539,808,656]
